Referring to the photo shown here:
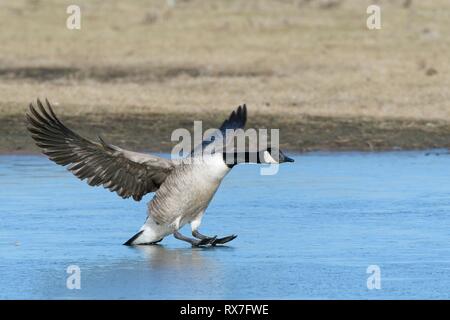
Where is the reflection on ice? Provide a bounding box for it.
[134,245,215,270]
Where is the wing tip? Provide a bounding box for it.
[27,98,54,123]
[220,103,248,131]
[236,103,247,127]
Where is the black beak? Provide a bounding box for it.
[283,155,295,163]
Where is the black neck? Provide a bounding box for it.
[222,151,262,168]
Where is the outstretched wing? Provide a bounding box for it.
[192,104,247,155]
[26,99,175,201]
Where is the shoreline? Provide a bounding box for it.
[1,148,449,157]
[2,112,449,155]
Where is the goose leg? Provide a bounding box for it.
[193,230,237,246]
[173,230,216,247]
[192,230,217,241]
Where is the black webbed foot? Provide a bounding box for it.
[211,234,237,246]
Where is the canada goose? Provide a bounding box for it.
[26,99,294,247]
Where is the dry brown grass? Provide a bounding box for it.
[0,0,449,152]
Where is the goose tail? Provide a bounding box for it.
[123,230,145,246]
[123,223,166,246]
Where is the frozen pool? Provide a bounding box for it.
[1,151,450,299]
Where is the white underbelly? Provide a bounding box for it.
[148,153,230,227]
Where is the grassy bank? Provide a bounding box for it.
[0,0,449,153]
[5,111,450,153]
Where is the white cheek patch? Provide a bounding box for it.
[263,151,278,164]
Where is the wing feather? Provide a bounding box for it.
[191,104,247,155]
[26,99,176,201]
